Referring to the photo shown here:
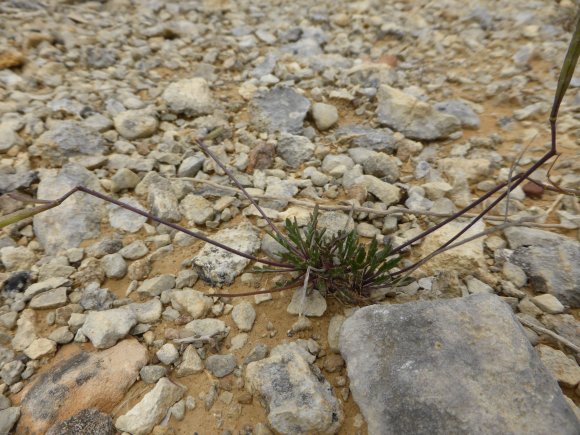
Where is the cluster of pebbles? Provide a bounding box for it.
[0,0,579,433]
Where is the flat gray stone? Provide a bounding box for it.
[376,85,461,141]
[510,238,579,308]
[205,354,237,378]
[249,87,311,134]
[33,164,104,255]
[339,294,580,435]
[29,121,105,166]
[336,125,398,153]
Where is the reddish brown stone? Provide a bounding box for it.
[522,181,544,198]
[15,339,147,434]
[247,142,275,173]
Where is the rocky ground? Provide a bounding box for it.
[0,0,579,433]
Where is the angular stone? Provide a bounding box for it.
[418,219,486,275]
[113,109,158,140]
[115,377,185,435]
[249,87,311,134]
[531,294,565,314]
[33,164,104,255]
[377,85,460,141]
[511,240,580,308]
[287,289,327,317]
[231,302,256,332]
[81,307,137,349]
[0,407,20,434]
[29,121,105,166]
[192,224,261,286]
[108,197,148,233]
[24,338,57,360]
[170,289,212,319]
[137,274,175,297]
[16,340,147,434]
[29,287,68,309]
[339,294,580,434]
[246,342,343,434]
[176,345,204,377]
[162,78,215,117]
[205,354,237,378]
[276,133,315,168]
[536,344,580,388]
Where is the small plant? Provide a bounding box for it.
[260,206,412,305]
[1,15,579,305]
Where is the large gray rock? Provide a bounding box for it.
[505,228,580,308]
[192,223,261,286]
[339,294,580,435]
[245,342,343,434]
[29,121,106,166]
[33,164,105,255]
[376,85,460,141]
[249,87,311,134]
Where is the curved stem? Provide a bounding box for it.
[71,186,295,269]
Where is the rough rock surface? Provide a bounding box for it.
[249,87,311,134]
[192,224,261,286]
[339,294,580,434]
[115,377,185,435]
[46,408,114,435]
[80,307,137,349]
[33,164,105,255]
[376,85,461,140]
[29,121,105,166]
[246,342,343,434]
[16,340,147,434]
[418,219,486,275]
[509,234,580,308]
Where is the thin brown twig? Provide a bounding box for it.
[518,317,580,355]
